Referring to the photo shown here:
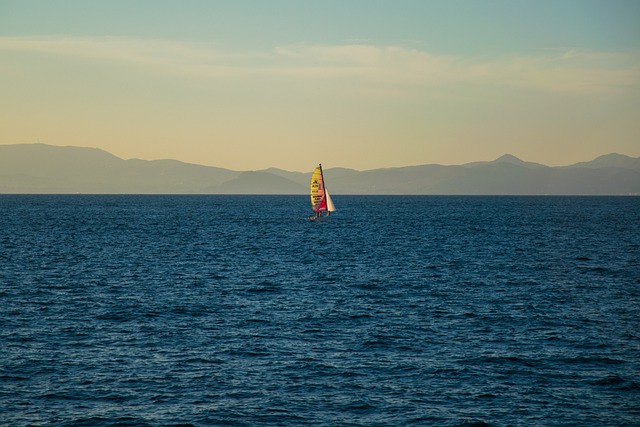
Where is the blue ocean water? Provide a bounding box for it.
[1,195,639,426]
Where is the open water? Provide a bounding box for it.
[1,195,639,426]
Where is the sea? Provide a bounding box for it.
[1,195,639,427]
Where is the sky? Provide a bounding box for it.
[1,0,639,171]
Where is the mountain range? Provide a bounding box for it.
[1,143,639,195]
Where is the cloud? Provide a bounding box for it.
[0,36,254,78]
[273,44,458,86]
[1,36,638,94]
[275,44,640,94]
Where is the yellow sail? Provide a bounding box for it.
[310,164,336,216]
[310,165,325,212]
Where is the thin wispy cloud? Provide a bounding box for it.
[0,36,254,78]
[1,36,638,95]
[276,43,640,94]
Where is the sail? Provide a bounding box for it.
[325,189,336,212]
[310,165,326,213]
[310,164,336,215]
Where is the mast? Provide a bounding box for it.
[318,163,324,217]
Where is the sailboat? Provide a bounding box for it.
[310,164,336,218]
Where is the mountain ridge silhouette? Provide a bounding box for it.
[1,143,639,194]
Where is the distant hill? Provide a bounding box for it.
[213,171,305,194]
[563,153,640,172]
[1,143,639,195]
[0,144,242,194]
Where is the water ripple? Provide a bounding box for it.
[1,195,639,426]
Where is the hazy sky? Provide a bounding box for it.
[1,0,639,171]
